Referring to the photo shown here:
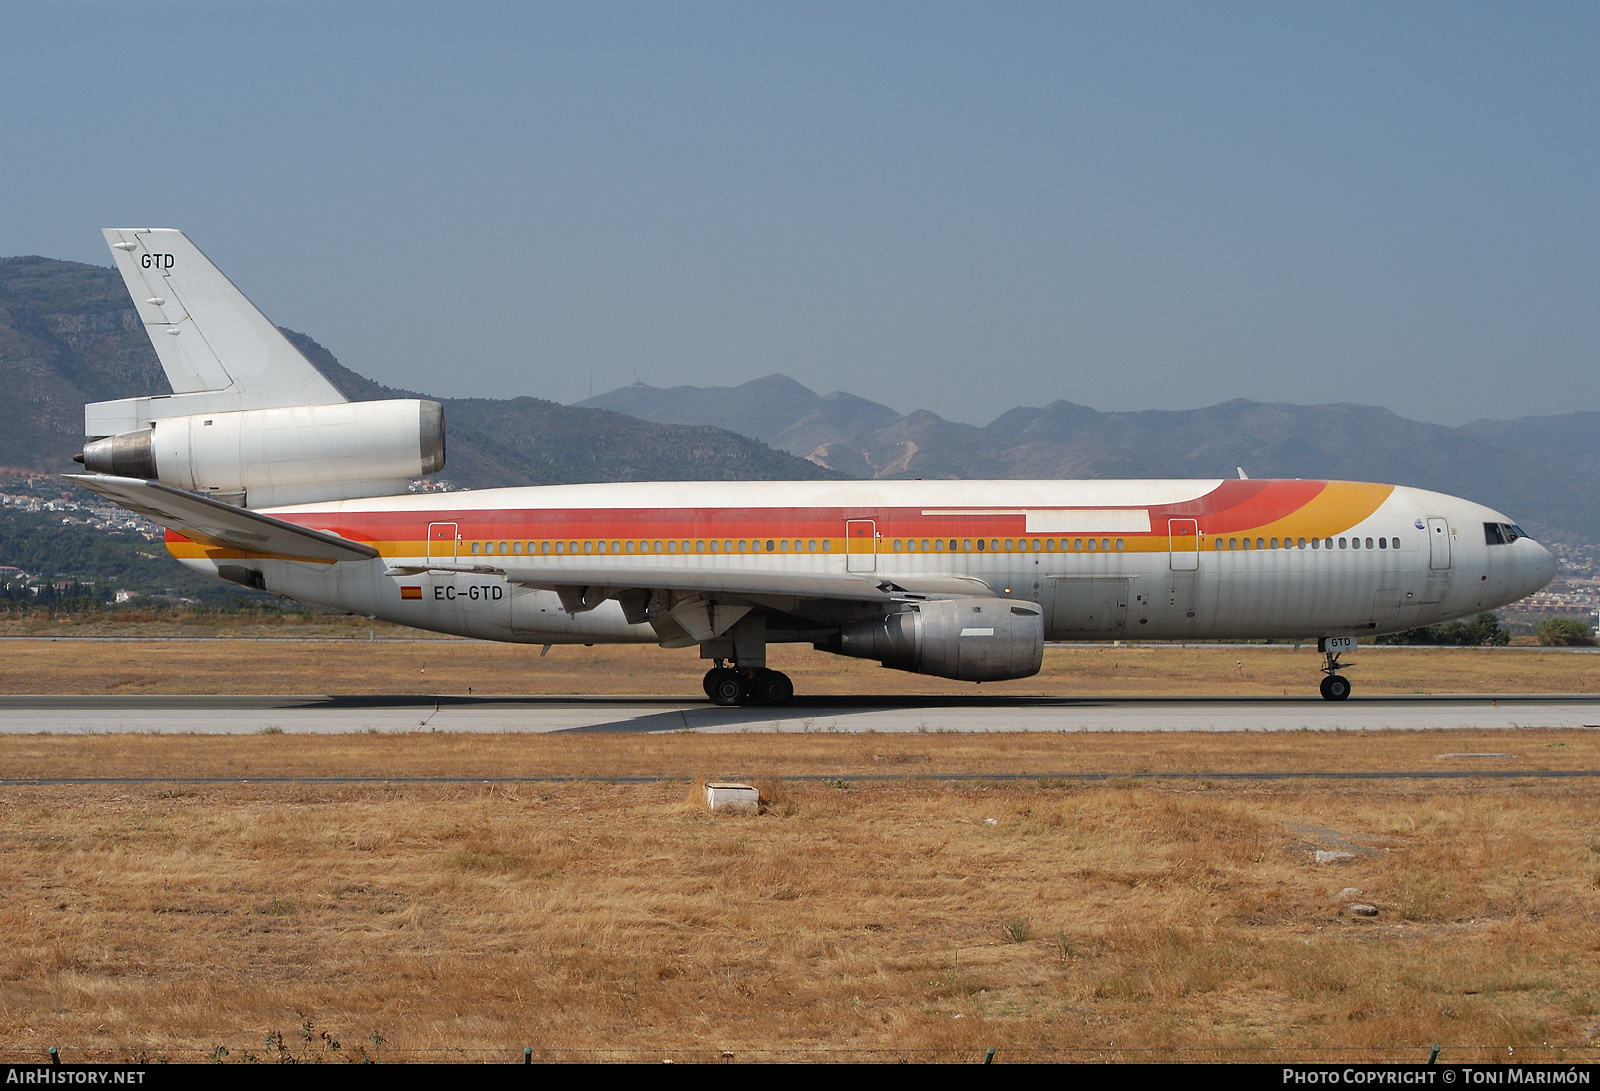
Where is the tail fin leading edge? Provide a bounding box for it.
[88,228,346,434]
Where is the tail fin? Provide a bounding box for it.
[87,229,346,434]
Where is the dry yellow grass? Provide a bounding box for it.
[2,728,1599,780]
[2,732,1600,1063]
[1,639,1596,696]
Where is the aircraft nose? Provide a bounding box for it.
[1528,541,1557,595]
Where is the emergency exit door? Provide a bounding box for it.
[428,522,459,561]
[1168,518,1199,571]
[845,519,877,573]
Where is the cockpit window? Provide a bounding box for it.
[1484,522,1530,545]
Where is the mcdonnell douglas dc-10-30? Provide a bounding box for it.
[70,229,1557,705]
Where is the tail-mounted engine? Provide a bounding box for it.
[78,399,444,509]
[829,597,1044,682]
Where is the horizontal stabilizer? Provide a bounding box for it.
[66,475,378,563]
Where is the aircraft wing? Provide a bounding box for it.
[66,474,379,563]
[385,562,993,604]
[390,562,895,601]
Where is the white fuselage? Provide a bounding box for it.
[163,477,1557,648]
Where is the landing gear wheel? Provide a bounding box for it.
[708,670,745,707]
[750,669,794,706]
[1320,674,1351,701]
[703,666,735,700]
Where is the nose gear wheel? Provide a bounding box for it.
[1318,648,1352,701]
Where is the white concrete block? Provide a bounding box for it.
[705,782,759,814]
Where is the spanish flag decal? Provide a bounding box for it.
[401,586,422,600]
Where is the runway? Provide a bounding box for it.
[1,693,1597,734]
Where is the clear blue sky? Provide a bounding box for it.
[3,2,1595,426]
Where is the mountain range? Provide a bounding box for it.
[579,375,1600,543]
[2,253,1595,544]
[0,256,837,488]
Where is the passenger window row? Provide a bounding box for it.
[467,539,835,557]
[893,538,1124,553]
[1215,536,1402,551]
[463,534,1407,557]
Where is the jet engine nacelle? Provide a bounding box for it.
[835,597,1044,682]
[79,399,444,508]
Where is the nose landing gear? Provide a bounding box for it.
[1318,648,1352,701]
[702,664,795,707]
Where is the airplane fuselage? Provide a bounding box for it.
[164,477,1556,648]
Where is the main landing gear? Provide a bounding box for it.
[702,665,795,707]
[1319,649,1352,702]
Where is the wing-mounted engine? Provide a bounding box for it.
[78,399,444,508]
[827,597,1044,682]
